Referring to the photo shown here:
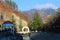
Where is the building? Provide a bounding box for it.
[0,1,29,33]
[2,21,14,33]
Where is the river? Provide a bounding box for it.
[30,32,60,40]
[0,32,60,40]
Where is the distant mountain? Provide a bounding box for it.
[40,8,56,14]
[56,8,60,12]
[23,8,56,20]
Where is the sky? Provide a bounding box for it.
[13,0,60,11]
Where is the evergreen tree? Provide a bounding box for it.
[30,12,43,31]
[19,20,22,31]
[4,0,18,10]
[45,12,60,33]
[11,15,16,27]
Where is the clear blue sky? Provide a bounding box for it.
[13,0,60,11]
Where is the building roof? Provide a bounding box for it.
[2,21,13,24]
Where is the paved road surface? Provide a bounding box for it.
[30,32,60,40]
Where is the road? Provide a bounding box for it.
[30,32,60,40]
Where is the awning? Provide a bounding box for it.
[2,24,14,27]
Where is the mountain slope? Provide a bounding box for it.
[23,8,56,20]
